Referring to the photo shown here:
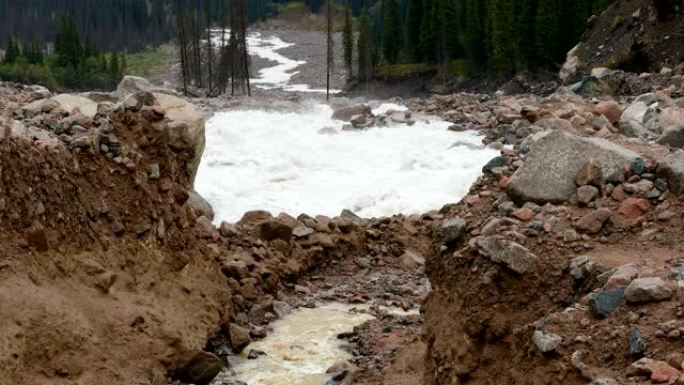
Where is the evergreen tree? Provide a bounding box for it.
[357,10,374,82]
[490,0,518,75]
[382,0,402,64]
[420,0,437,63]
[535,0,561,65]
[109,51,120,84]
[463,0,485,68]
[3,37,20,64]
[56,15,83,67]
[517,0,538,68]
[405,0,423,62]
[343,6,354,79]
[435,0,462,70]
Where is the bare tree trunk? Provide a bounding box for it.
[175,0,188,95]
[326,0,333,101]
[206,0,213,94]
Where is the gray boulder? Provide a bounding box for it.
[657,152,684,196]
[507,131,639,204]
[332,104,372,121]
[188,190,215,221]
[116,76,178,98]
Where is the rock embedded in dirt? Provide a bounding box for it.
[259,218,293,242]
[482,156,507,174]
[532,330,562,353]
[577,185,600,206]
[229,323,251,354]
[506,131,638,204]
[219,222,238,237]
[440,216,466,244]
[629,329,647,357]
[176,351,223,385]
[624,277,673,304]
[589,288,625,318]
[575,208,612,234]
[188,190,215,221]
[25,222,49,252]
[594,100,623,125]
[605,265,639,290]
[657,126,684,148]
[400,250,425,270]
[474,236,536,274]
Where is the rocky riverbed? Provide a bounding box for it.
[3,17,684,385]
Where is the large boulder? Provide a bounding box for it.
[154,93,206,184]
[507,131,639,204]
[21,94,98,118]
[559,44,586,85]
[332,104,372,121]
[116,76,177,98]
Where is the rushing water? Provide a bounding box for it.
[198,31,496,385]
[225,304,374,385]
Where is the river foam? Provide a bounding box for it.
[195,103,499,223]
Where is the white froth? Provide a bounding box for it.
[195,103,498,223]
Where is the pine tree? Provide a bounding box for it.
[3,37,20,64]
[490,0,518,75]
[435,0,462,71]
[463,0,485,68]
[326,0,334,100]
[406,0,423,62]
[357,10,374,83]
[535,0,561,65]
[420,0,437,63]
[109,52,120,85]
[517,0,538,68]
[343,6,354,79]
[382,0,401,64]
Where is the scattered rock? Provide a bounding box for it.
[259,218,293,242]
[229,323,251,353]
[577,185,599,206]
[589,289,625,318]
[474,236,536,274]
[533,330,562,353]
[575,208,612,234]
[441,216,466,244]
[624,277,673,304]
[628,329,647,357]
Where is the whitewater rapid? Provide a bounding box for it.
[195,103,498,223]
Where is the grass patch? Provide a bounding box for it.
[375,63,436,78]
[124,48,170,78]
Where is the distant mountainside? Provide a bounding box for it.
[562,0,684,82]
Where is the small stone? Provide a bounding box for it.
[175,351,223,385]
[441,216,466,244]
[292,226,315,238]
[474,236,536,274]
[589,289,625,318]
[618,197,651,221]
[259,218,293,242]
[576,208,612,234]
[219,222,238,237]
[629,329,647,357]
[511,208,534,221]
[229,323,251,353]
[605,264,639,290]
[651,363,681,384]
[483,156,507,174]
[577,185,600,206]
[631,157,646,175]
[247,349,266,360]
[533,330,562,353]
[149,163,160,180]
[624,277,673,303]
[26,222,49,252]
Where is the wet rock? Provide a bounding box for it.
[474,236,536,274]
[533,330,562,353]
[588,288,625,318]
[629,329,647,357]
[577,185,599,206]
[187,191,215,221]
[507,131,638,204]
[229,323,251,353]
[482,156,507,174]
[441,216,466,244]
[625,277,672,303]
[247,349,266,359]
[575,208,611,234]
[176,351,223,385]
[332,104,372,121]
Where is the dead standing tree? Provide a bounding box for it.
[229,0,250,96]
[326,0,334,101]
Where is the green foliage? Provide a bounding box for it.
[490,0,518,76]
[535,0,561,65]
[405,0,422,61]
[0,15,126,91]
[125,49,169,78]
[611,15,625,30]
